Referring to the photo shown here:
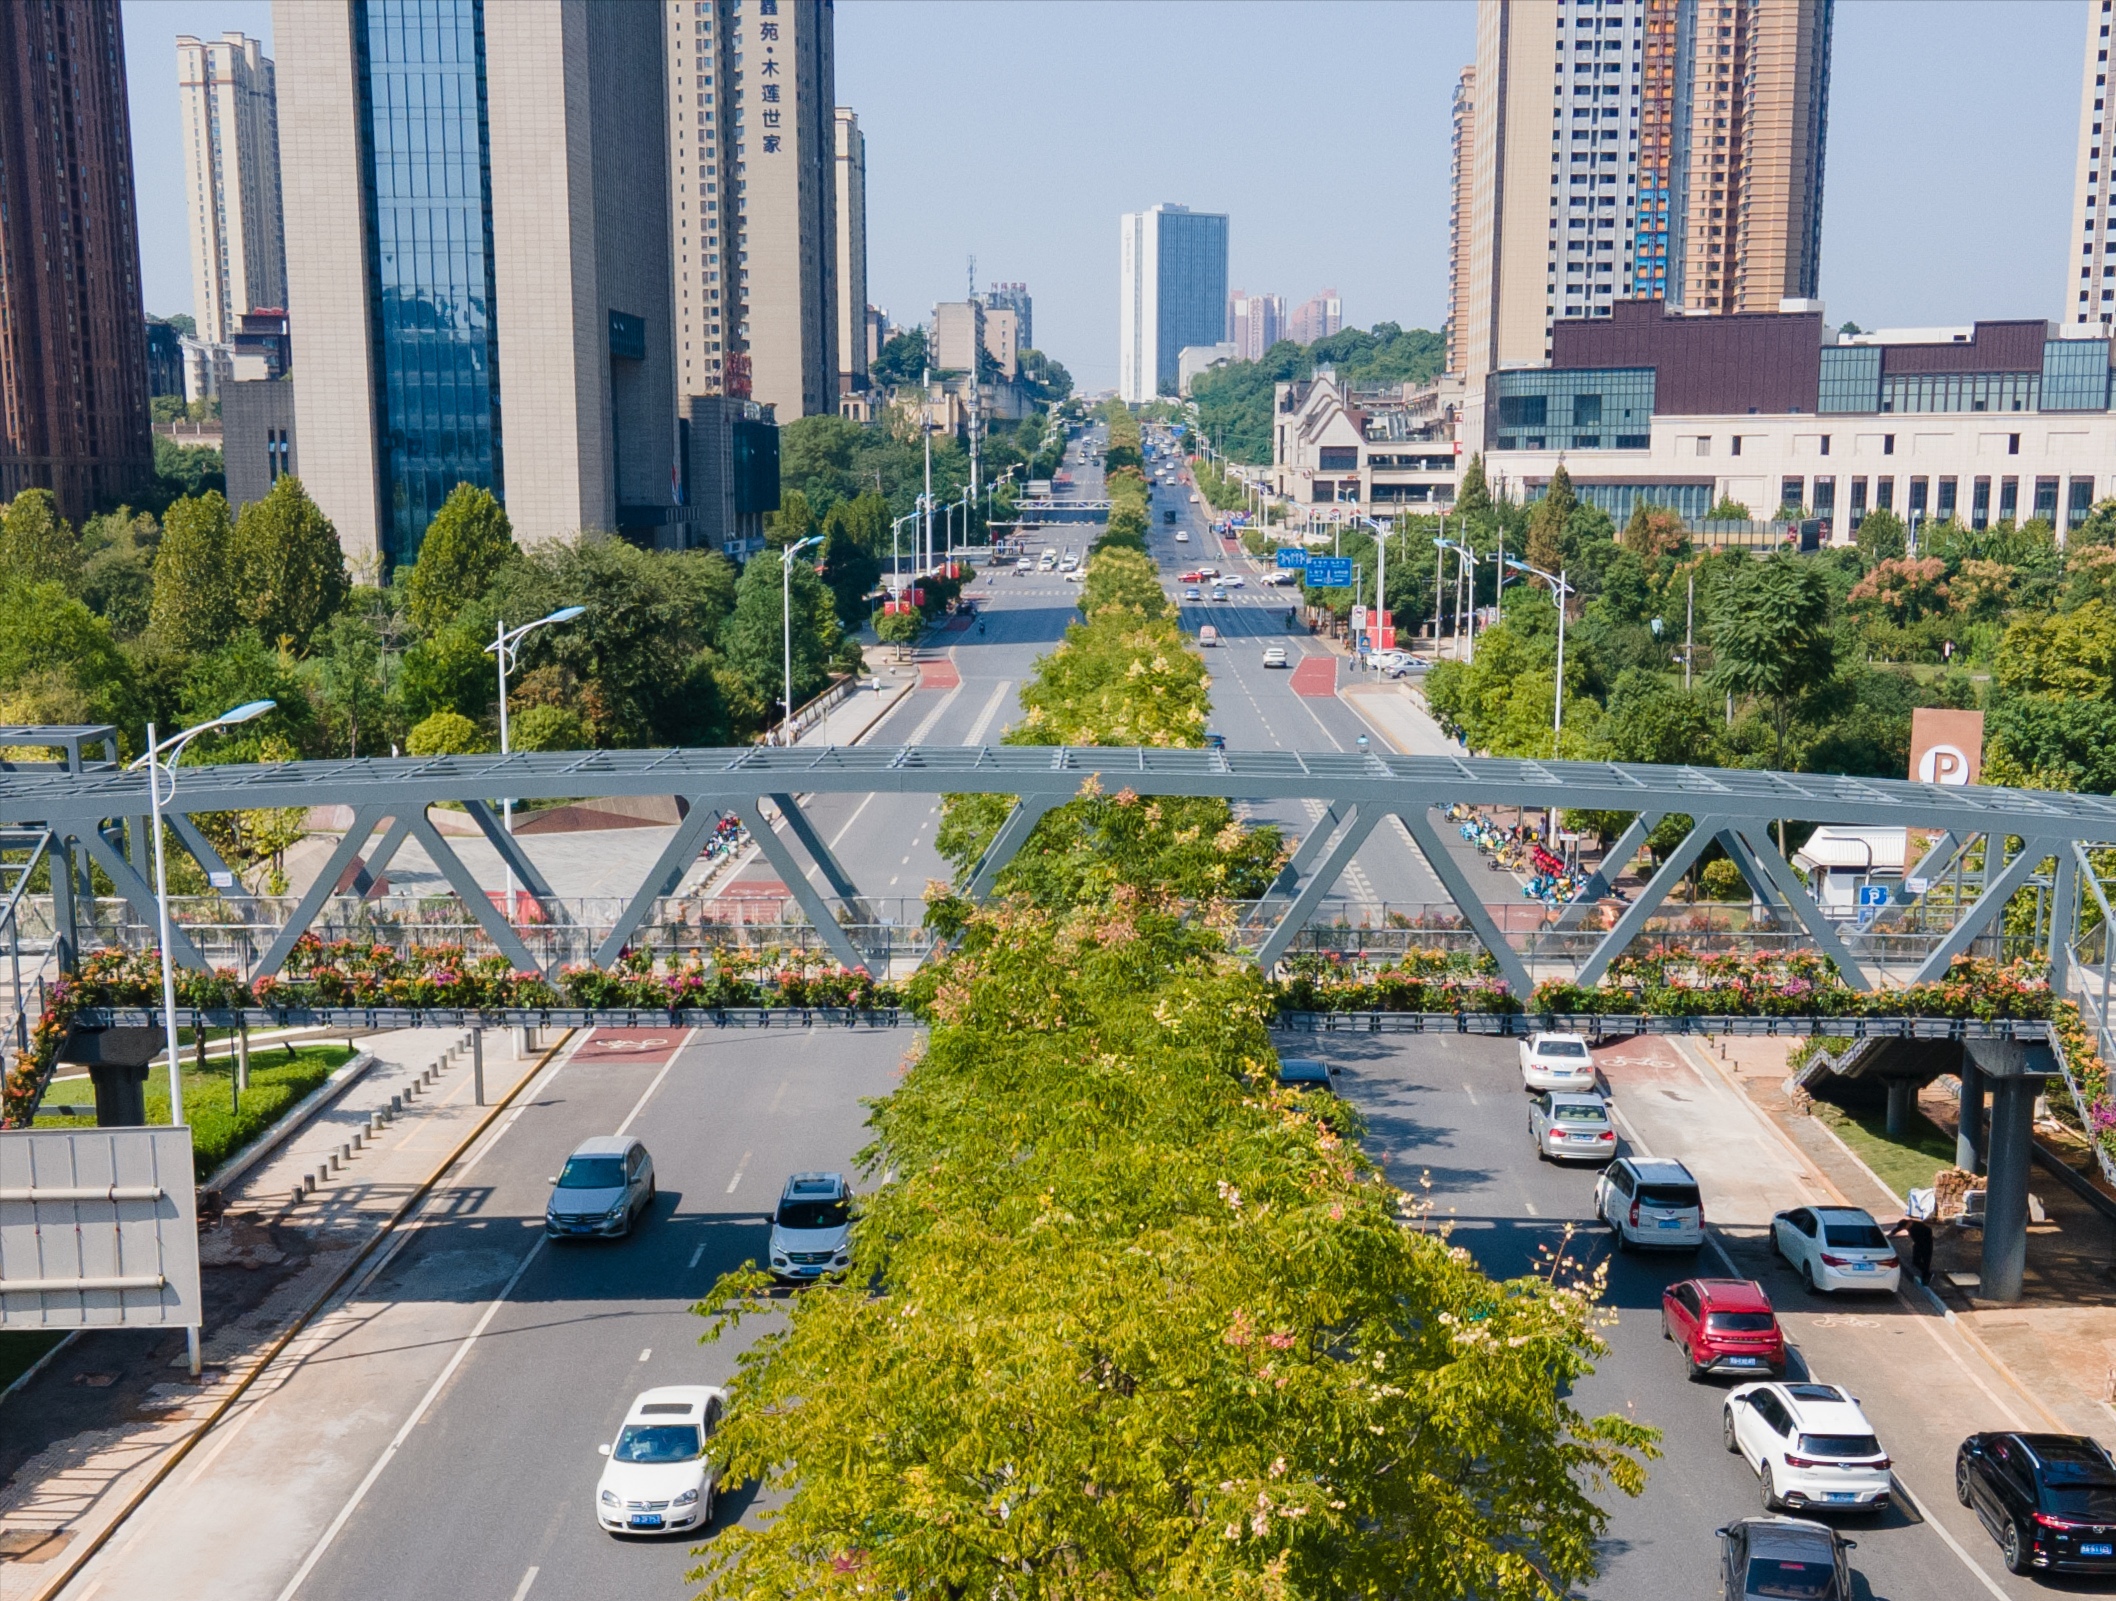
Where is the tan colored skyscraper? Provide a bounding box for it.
[835,107,867,396]
[1449,0,1831,397]
[742,0,839,421]
[666,0,742,400]
[1446,66,1476,378]
[2067,0,2116,329]
[177,32,286,347]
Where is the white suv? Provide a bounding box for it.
[1595,1156,1705,1252]
[1724,1381,1893,1514]
[768,1172,853,1283]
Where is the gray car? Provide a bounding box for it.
[1529,1091,1617,1162]
[1715,1515,1855,1600]
[547,1135,656,1239]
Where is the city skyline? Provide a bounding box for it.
[121,1,2091,392]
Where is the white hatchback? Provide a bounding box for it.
[596,1386,724,1535]
[1772,1205,1903,1294]
[1724,1381,1893,1515]
[1518,1032,1596,1092]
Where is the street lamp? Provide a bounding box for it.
[486,606,586,911]
[780,534,824,745]
[1438,538,1481,662]
[1504,556,1575,758]
[127,697,276,1131]
[890,510,920,593]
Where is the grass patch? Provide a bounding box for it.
[34,1042,356,1180]
[1809,1098,1959,1200]
[0,1330,66,1393]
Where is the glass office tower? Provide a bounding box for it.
[354,0,502,569]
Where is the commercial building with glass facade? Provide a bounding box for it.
[279,0,676,572]
[1118,204,1229,402]
[1479,301,2116,540]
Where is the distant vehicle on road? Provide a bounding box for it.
[1166,510,1179,524]
[1209,586,1228,601]
[546,1136,656,1239]
[1714,1516,1855,1601]
[1770,1206,1901,1295]
[1221,574,1243,588]
[1529,1091,1616,1162]
[1518,1031,1595,1092]
[1174,528,1189,540]
[769,1172,853,1283]
[1203,730,1226,750]
[1198,625,1218,646]
[596,1386,723,1535]
[1184,586,1202,601]
[1726,1381,1891,1513]
[1276,1057,1339,1092]
[1179,570,1204,582]
[1662,1276,1787,1379]
[1261,645,1289,668]
[1957,1432,2116,1576]
[1261,571,1297,586]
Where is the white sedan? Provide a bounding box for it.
[1723,1380,1893,1514]
[597,1386,723,1535]
[1771,1205,1902,1294]
[1519,1032,1597,1093]
[1222,574,1244,588]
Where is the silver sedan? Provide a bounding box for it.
[1529,1092,1618,1162]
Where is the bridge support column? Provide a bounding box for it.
[1885,1077,1915,1140]
[1957,1055,1985,1173]
[1981,1075,2035,1303]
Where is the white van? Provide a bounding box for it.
[1198,625,1218,646]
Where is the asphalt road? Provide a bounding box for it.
[1302,1028,2057,1600]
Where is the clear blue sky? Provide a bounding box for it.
[124,0,2087,389]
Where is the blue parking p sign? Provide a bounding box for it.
[1305,556,1354,587]
[1274,548,1308,571]
[1857,884,1891,908]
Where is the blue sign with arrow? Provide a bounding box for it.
[1305,556,1354,588]
[1274,548,1309,571]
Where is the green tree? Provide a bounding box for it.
[406,710,487,756]
[1703,495,1752,523]
[0,581,137,731]
[1079,545,1172,621]
[767,487,817,550]
[1706,552,1836,767]
[399,605,498,728]
[1455,452,1493,521]
[0,489,82,590]
[873,606,923,654]
[308,610,391,757]
[509,702,590,752]
[80,507,159,638]
[150,492,239,653]
[1853,506,1906,567]
[868,327,928,388]
[231,477,350,651]
[719,545,840,726]
[819,492,883,626]
[1524,464,1576,574]
[404,483,514,635]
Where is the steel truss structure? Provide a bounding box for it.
[2,741,2111,987]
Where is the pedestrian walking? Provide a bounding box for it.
[1888,1215,1934,1286]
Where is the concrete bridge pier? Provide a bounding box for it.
[1964,1039,2058,1304]
[1956,1055,1985,1173]
[1884,1077,1916,1139]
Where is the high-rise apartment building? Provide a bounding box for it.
[1451,0,1832,388]
[278,0,676,571]
[0,0,153,520]
[1228,290,1283,360]
[2069,0,2116,329]
[1288,289,1343,347]
[984,282,1032,352]
[932,301,985,375]
[1118,203,1229,403]
[1447,67,1476,377]
[834,107,867,394]
[667,0,742,402]
[177,32,287,348]
[982,307,1019,380]
[741,0,839,421]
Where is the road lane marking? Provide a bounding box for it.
[768,1079,789,1113]
[1523,1199,1539,1216]
[962,679,1013,746]
[614,1057,677,1138]
[511,1567,540,1601]
[727,1151,751,1194]
[1890,1477,2014,1600]
[903,680,964,745]
[638,1347,651,1363]
[1463,1083,1477,1105]
[688,1244,705,1270]
[825,790,877,851]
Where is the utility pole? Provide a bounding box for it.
[923,364,934,575]
[1684,571,1695,691]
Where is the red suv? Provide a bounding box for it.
[1662,1278,1787,1382]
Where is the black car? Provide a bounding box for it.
[1715,1516,1853,1600]
[1957,1431,2116,1575]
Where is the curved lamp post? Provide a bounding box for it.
[126,698,277,1129]
[781,535,824,745]
[1504,556,1575,757]
[486,607,585,911]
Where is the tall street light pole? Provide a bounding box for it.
[922,366,934,575]
[781,534,825,745]
[1505,556,1574,757]
[486,606,586,914]
[129,696,275,1373]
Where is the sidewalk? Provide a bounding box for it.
[0,1026,555,1594]
[1700,1032,2116,1441]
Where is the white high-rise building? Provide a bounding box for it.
[177,32,286,347]
[2070,0,2116,329]
[1118,203,1228,403]
[834,107,867,395]
[666,0,742,402]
